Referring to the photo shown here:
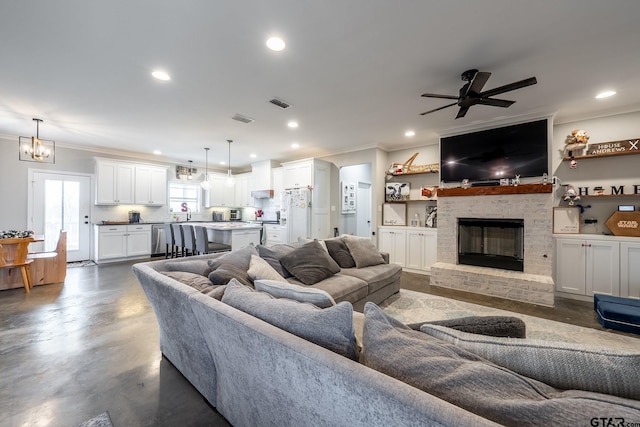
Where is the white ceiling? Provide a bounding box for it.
[2,1,640,171]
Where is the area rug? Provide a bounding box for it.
[75,411,113,427]
[67,260,97,268]
[379,290,640,351]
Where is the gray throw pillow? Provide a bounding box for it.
[254,279,336,308]
[342,235,385,268]
[160,271,215,291]
[222,280,357,360]
[207,244,257,271]
[202,284,226,300]
[363,302,640,425]
[247,255,287,282]
[256,244,296,278]
[408,316,526,338]
[324,238,356,268]
[279,240,341,285]
[162,259,212,277]
[420,324,640,400]
[208,263,253,287]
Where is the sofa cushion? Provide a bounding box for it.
[287,273,368,305]
[324,237,356,268]
[208,244,257,271]
[420,324,640,400]
[201,284,227,300]
[363,302,640,425]
[339,263,401,293]
[298,237,328,252]
[222,280,358,360]
[256,244,296,278]
[162,259,212,277]
[341,235,385,268]
[408,316,526,338]
[247,255,287,282]
[208,263,253,287]
[160,271,215,291]
[254,279,335,308]
[280,240,341,285]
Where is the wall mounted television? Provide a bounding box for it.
[440,119,549,184]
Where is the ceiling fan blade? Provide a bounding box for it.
[467,71,491,94]
[476,98,516,108]
[479,77,537,98]
[421,93,459,100]
[455,106,470,119]
[419,102,457,116]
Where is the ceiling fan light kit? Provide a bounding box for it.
[420,69,537,119]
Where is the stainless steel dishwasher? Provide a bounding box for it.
[151,224,166,257]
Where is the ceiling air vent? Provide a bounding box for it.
[231,114,255,124]
[268,98,292,109]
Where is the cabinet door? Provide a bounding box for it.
[555,239,587,294]
[96,161,118,204]
[141,167,167,205]
[235,173,252,207]
[127,230,151,256]
[378,229,406,267]
[586,240,619,296]
[232,229,260,251]
[97,231,127,259]
[405,230,424,270]
[283,162,312,188]
[621,242,640,299]
[272,167,283,206]
[209,175,234,207]
[421,231,438,271]
[115,164,135,204]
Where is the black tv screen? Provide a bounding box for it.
[440,119,549,183]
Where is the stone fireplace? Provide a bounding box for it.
[431,184,555,306]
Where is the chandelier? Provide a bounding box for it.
[19,118,55,163]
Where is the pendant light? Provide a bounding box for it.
[200,147,210,190]
[187,160,193,180]
[19,118,55,163]
[225,140,235,187]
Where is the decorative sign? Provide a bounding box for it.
[383,203,406,226]
[419,185,438,200]
[604,211,640,237]
[553,207,581,234]
[565,138,640,160]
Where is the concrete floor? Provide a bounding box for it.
[1,260,633,426]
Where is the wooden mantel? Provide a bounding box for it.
[438,183,553,197]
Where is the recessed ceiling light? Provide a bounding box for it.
[151,70,171,81]
[250,153,257,158]
[291,143,300,149]
[219,161,226,165]
[153,150,162,155]
[405,130,415,137]
[266,37,286,51]
[595,90,616,99]
[287,121,298,128]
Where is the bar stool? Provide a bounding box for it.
[164,223,175,258]
[181,224,197,257]
[194,226,231,254]
[171,223,186,258]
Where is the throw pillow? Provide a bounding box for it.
[162,259,212,277]
[407,316,526,338]
[202,284,226,300]
[324,238,356,268]
[341,235,385,268]
[420,324,640,400]
[160,271,215,292]
[297,237,328,252]
[256,244,296,278]
[207,244,257,271]
[222,280,357,360]
[208,263,253,287]
[247,255,287,282]
[254,279,336,308]
[279,240,341,285]
[363,302,640,425]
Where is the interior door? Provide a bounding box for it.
[356,182,371,238]
[29,171,92,262]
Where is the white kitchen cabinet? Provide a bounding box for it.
[235,173,253,207]
[405,228,438,272]
[265,223,285,246]
[272,167,283,206]
[620,241,640,299]
[134,166,167,205]
[94,224,151,263]
[555,237,619,296]
[282,160,313,188]
[231,229,261,251]
[208,174,235,207]
[95,160,135,205]
[378,227,406,267]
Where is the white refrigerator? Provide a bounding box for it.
[280,188,311,243]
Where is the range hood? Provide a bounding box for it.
[251,190,274,199]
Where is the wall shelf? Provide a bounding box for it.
[438,183,552,197]
[562,138,640,161]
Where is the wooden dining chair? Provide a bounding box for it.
[28,230,67,286]
[0,238,34,293]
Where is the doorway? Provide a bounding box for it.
[356,181,371,237]
[28,171,92,261]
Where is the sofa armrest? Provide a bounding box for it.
[407,316,526,338]
[379,252,390,264]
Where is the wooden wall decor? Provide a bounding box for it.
[604,211,640,237]
[563,138,640,160]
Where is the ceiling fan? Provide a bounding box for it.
[420,69,537,119]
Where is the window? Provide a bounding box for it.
[169,183,201,214]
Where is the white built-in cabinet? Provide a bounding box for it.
[94,224,151,263]
[207,174,236,207]
[555,235,640,299]
[235,173,253,207]
[378,226,437,274]
[272,167,283,206]
[95,158,167,206]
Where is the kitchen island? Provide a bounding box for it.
[200,222,262,251]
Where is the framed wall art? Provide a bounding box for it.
[385,182,410,202]
[553,207,581,234]
[341,182,356,213]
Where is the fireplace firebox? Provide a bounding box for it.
[458,218,524,272]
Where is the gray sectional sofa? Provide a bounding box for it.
[133,239,640,426]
